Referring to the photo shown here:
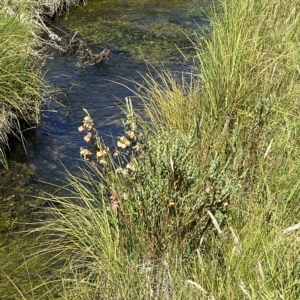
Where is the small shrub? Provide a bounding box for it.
[77,99,234,256]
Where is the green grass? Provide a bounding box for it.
[0,3,44,168]
[20,0,300,298]
[0,0,86,168]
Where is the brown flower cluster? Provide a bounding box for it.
[77,101,144,210]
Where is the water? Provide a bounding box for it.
[0,0,210,298]
[54,0,209,62]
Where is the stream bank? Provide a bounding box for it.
[0,0,210,298]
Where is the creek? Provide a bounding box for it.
[0,0,209,298]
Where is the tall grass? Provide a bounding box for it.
[25,0,300,299]
[0,0,89,169]
[3,0,86,17]
[0,4,44,168]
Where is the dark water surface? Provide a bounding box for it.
[0,0,209,298]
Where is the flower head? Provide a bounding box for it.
[83,115,94,131]
[111,201,119,210]
[128,130,136,140]
[84,115,92,121]
[205,187,212,194]
[80,148,92,160]
[109,190,118,201]
[117,136,131,148]
[78,125,85,132]
[84,132,92,142]
[113,150,121,157]
[126,163,135,172]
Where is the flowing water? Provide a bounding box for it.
[0,0,210,298]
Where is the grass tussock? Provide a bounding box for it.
[0,0,87,168]
[25,0,300,299]
[0,4,44,168]
[3,0,86,17]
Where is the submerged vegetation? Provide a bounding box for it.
[2,0,300,298]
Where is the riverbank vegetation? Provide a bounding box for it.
[13,0,300,298]
[0,3,44,168]
[0,0,87,169]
